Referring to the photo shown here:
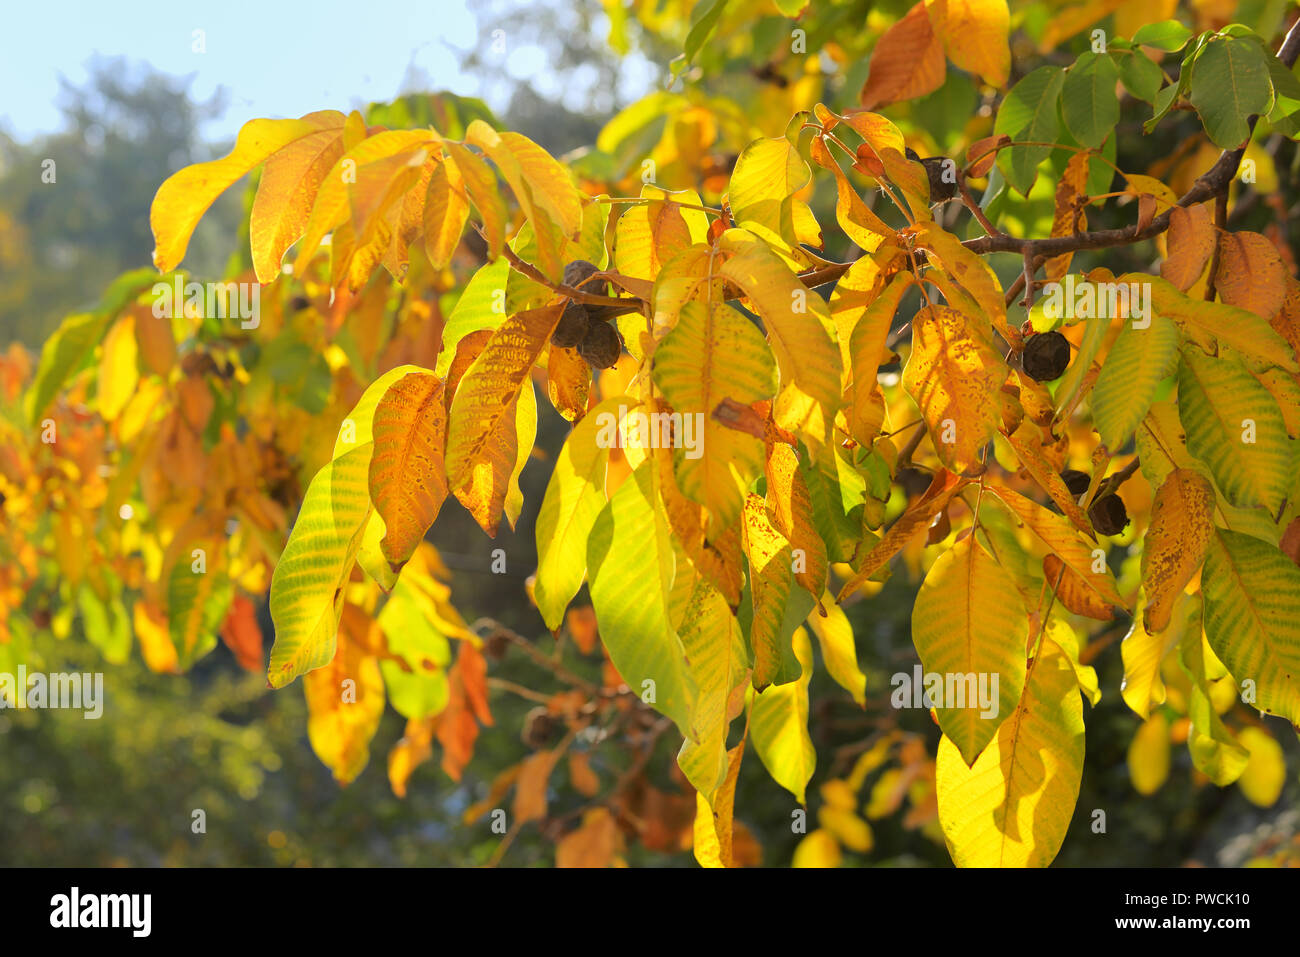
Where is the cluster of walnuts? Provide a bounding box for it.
[1022,329,1129,536]
[551,260,624,369]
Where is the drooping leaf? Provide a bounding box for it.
[1141,468,1215,633]
[588,463,692,735]
[902,305,1006,476]
[935,638,1084,867]
[1177,345,1292,515]
[748,627,816,803]
[912,536,1028,765]
[1202,529,1300,729]
[534,395,626,630]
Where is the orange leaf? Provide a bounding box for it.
[219,594,264,673]
[860,1,947,110]
[370,371,449,569]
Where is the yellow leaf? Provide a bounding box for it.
[990,483,1125,608]
[613,184,698,282]
[292,130,436,276]
[741,493,794,691]
[692,737,747,868]
[936,638,1084,867]
[1128,713,1170,795]
[915,223,1018,350]
[764,441,829,599]
[728,137,820,259]
[650,300,776,533]
[151,115,326,271]
[423,153,470,270]
[938,0,1010,86]
[441,141,508,263]
[304,615,385,784]
[902,305,1005,476]
[1177,345,1292,515]
[716,230,843,440]
[248,111,348,282]
[133,599,179,675]
[546,345,590,422]
[806,599,867,707]
[97,315,139,423]
[808,136,892,255]
[465,121,582,279]
[748,627,816,803]
[678,578,750,801]
[912,536,1028,764]
[792,829,842,868]
[1236,726,1286,807]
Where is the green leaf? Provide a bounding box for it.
[533,395,626,630]
[670,0,730,83]
[167,549,233,670]
[1114,48,1165,104]
[268,445,373,688]
[1177,346,1292,515]
[1131,20,1194,52]
[1061,52,1121,148]
[1090,311,1181,450]
[1202,529,1300,729]
[25,268,159,426]
[1190,36,1274,148]
[994,66,1066,195]
[1145,34,1209,133]
[588,463,692,735]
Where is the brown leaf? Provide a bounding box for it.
[1215,230,1287,320]
[513,750,559,825]
[1160,204,1214,291]
[1141,468,1215,633]
[1044,554,1115,621]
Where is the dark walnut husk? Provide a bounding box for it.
[551,300,590,348]
[521,707,557,749]
[1060,469,1091,498]
[904,146,959,202]
[563,259,601,290]
[1022,330,1071,381]
[1088,492,1130,535]
[579,319,623,369]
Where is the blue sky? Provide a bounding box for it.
[0,0,587,141]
